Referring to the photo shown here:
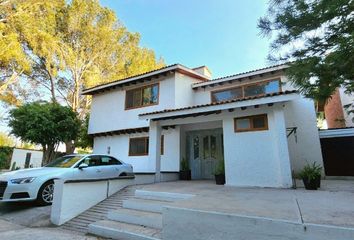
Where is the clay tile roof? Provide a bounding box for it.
[139,90,297,117]
[82,64,209,95]
[192,63,289,89]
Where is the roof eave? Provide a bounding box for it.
[139,92,299,121]
[81,64,209,95]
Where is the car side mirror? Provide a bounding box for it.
[78,163,88,170]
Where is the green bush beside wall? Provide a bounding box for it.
[0,146,14,169]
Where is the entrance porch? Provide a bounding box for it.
[141,92,298,188]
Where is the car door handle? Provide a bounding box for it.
[96,169,102,173]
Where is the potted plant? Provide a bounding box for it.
[299,162,322,190]
[179,158,191,180]
[214,160,225,185]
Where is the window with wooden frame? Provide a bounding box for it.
[211,79,281,103]
[129,137,149,156]
[125,84,159,109]
[128,136,164,156]
[234,114,268,132]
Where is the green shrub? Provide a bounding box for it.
[214,160,225,175]
[299,162,322,180]
[180,158,190,171]
[0,146,14,169]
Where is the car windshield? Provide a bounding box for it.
[45,156,83,168]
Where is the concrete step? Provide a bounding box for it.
[108,208,162,229]
[88,220,161,240]
[123,198,173,213]
[134,190,194,202]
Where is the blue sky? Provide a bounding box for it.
[101,0,271,78]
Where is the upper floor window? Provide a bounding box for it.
[211,79,281,103]
[125,84,159,109]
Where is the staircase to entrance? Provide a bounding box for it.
[88,188,194,239]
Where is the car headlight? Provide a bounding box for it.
[10,177,36,184]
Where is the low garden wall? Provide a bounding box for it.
[51,176,134,225]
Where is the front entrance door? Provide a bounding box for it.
[188,129,223,179]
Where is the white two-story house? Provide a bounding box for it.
[83,64,324,188]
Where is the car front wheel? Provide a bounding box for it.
[37,180,54,206]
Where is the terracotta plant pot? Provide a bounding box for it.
[215,174,225,185]
[179,170,191,180]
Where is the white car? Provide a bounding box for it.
[0,154,133,205]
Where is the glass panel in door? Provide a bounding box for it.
[191,135,201,179]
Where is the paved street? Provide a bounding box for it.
[0,201,51,227]
[0,219,98,240]
[0,202,100,239]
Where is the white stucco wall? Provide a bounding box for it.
[222,106,292,188]
[93,128,180,173]
[281,76,324,174]
[89,76,176,134]
[10,148,43,169]
[174,72,202,108]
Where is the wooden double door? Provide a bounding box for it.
[187,129,224,180]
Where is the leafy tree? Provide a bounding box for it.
[258,0,354,114]
[1,0,164,152]
[0,0,65,105]
[0,132,15,146]
[0,146,13,169]
[76,114,93,149]
[8,102,80,164]
[0,0,164,110]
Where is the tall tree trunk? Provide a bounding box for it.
[49,75,57,103]
[65,140,75,154]
[42,144,56,166]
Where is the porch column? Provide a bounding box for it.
[272,107,293,188]
[149,120,162,182]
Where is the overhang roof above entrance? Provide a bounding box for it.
[139,90,298,121]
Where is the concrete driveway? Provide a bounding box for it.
[0,202,101,239]
[0,201,51,227]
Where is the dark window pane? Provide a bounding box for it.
[193,136,199,159]
[253,116,266,128]
[161,135,164,155]
[203,136,209,158]
[244,84,265,97]
[132,89,142,107]
[236,118,251,130]
[83,156,101,167]
[210,135,216,158]
[126,84,158,108]
[212,87,242,102]
[129,138,148,155]
[101,156,110,165]
[126,89,142,108]
[126,91,134,108]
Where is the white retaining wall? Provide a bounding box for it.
[51,177,134,226]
